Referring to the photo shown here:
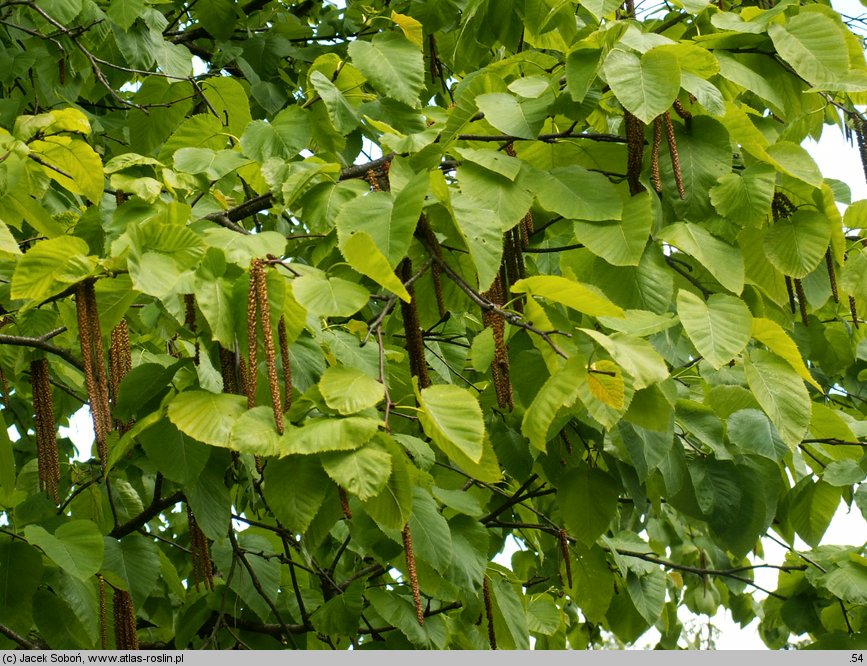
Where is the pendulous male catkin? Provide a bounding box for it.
[402,524,424,626]
[651,117,663,193]
[482,275,513,411]
[825,249,839,304]
[398,259,431,389]
[794,278,809,326]
[483,576,497,649]
[184,294,200,366]
[559,528,573,589]
[113,588,138,650]
[278,317,292,412]
[187,506,214,592]
[663,112,685,199]
[30,359,59,503]
[252,260,284,434]
[624,111,645,196]
[76,281,111,467]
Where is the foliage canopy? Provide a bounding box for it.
[0,0,866,651]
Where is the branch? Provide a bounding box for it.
[422,246,570,359]
[0,621,41,649]
[456,130,627,144]
[0,328,83,370]
[109,490,184,538]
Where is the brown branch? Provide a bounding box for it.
[0,329,82,370]
[109,491,184,538]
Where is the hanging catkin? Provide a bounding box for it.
[113,588,138,650]
[30,359,59,504]
[794,278,809,326]
[663,112,685,199]
[854,114,867,184]
[187,505,214,592]
[417,216,447,319]
[252,260,284,434]
[99,576,108,650]
[825,249,840,304]
[785,276,797,315]
[849,296,860,329]
[76,281,111,467]
[651,117,663,193]
[278,317,292,412]
[245,268,260,409]
[624,111,646,196]
[184,294,200,366]
[338,486,353,520]
[109,320,132,404]
[219,346,240,395]
[483,576,497,649]
[559,528,573,589]
[402,524,424,626]
[398,259,431,389]
[672,99,692,122]
[482,274,513,411]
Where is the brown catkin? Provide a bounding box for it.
[482,276,513,411]
[219,346,240,395]
[245,267,260,409]
[854,115,867,184]
[520,210,533,249]
[113,588,138,650]
[672,99,692,122]
[398,259,431,389]
[115,190,127,206]
[366,169,382,192]
[849,295,860,329]
[0,367,8,409]
[785,276,797,315]
[184,294,200,366]
[651,117,663,193]
[109,320,132,421]
[624,111,646,196]
[794,278,809,326]
[402,524,424,626]
[417,216,447,319]
[483,576,497,649]
[30,359,59,503]
[76,281,111,467]
[825,249,839,303]
[663,112,685,200]
[278,317,292,412]
[559,529,573,589]
[187,506,214,592]
[338,486,353,520]
[253,261,284,435]
[99,576,107,650]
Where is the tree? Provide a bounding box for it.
[0,0,865,651]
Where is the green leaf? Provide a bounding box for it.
[522,355,585,451]
[527,165,622,222]
[283,417,380,455]
[24,521,104,580]
[763,210,831,278]
[787,479,842,547]
[676,290,752,369]
[751,317,820,390]
[822,560,867,604]
[475,93,547,140]
[292,273,369,318]
[228,407,283,456]
[658,222,744,294]
[309,71,359,134]
[107,0,146,30]
[580,330,669,390]
[10,237,95,303]
[167,391,247,448]
[0,539,42,626]
[727,409,788,461]
[319,366,385,415]
[348,33,424,107]
[366,588,448,648]
[566,47,601,102]
[139,418,210,486]
[264,456,329,534]
[768,13,849,86]
[33,589,92,649]
[558,467,619,546]
[101,535,160,607]
[765,142,823,188]
[744,349,811,449]
[201,77,252,137]
[709,164,776,226]
[489,575,530,650]
[406,487,452,573]
[30,137,104,202]
[470,327,495,372]
[361,439,414,530]
[603,48,680,124]
[512,275,625,318]
[321,444,392,501]
[626,570,666,625]
[418,383,485,464]
[450,193,504,292]
[574,191,650,267]
[339,231,411,302]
